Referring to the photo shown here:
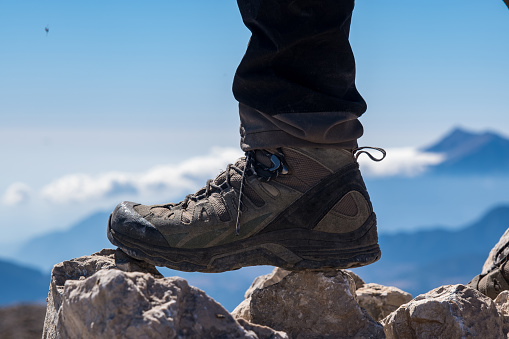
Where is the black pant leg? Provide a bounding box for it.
[234,0,366,150]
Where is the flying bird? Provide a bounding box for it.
[45,25,49,36]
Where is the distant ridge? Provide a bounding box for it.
[424,127,509,175]
[355,204,509,296]
[16,212,111,271]
[0,259,49,305]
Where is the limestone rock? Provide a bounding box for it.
[356,283,412,322]
[233,267,368,322]
[495,290,509,316]
[0,303,47,339]
[43,249,288,339]
[495,290,509,337]
[345,269,366,289]
[482,228,509,275]
[244,267,291,299]
[382,284,505,339]
[233,267,384,339]
[43,248,163,338]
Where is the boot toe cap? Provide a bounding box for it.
[109,201,170,248]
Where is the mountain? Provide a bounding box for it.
[362,127,509,233]
[354,205,509,297]
[16,212,112,271]
[424,127,509,175]
[0,259,49,305]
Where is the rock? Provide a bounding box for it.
[232,267,385,339]
[0,303,47,339]
[382,284,505,339]
[495,290,509,316]
[495,290,509,337]
[232,268,291,322]
[244,267,292,299]
[233,268,292,322]
[233,268,368,321]
[58,270,286,338]
[345,269,366,289]
[43,249,288,339]
[482,228,509,275]
[43,248,163,338]
[356,283,412,322]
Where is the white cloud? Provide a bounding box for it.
[358,147,444,177]
[2,182,31,206]
[41,147,243,204]
[32,147,444,205]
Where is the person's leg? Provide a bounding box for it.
[234,0,366,150]
[107,0,381,273]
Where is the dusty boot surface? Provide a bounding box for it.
[107,147,381,273]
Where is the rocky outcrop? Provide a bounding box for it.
[345,269,366,289]
[382,284,506,338]
[232,267,385,339]
[43,234,509,339]
[495,291,509,336]
[356,283,412,322]
[43,249,287,339]
[0,303,47,339]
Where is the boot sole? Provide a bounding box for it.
[107,212,381,273]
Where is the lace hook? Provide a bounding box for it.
[353,146,386,162]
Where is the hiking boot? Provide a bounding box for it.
[468,230,509,299]
[107,147,382,273]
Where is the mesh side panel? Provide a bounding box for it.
[286,149,331,184]
[274,175,308,191]
[209,193,231,222]
[243,185,265,207]
[274,149,330,191]
[332,192,358,216]
[229,173,265,207]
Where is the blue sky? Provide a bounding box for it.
[0,1,508,245]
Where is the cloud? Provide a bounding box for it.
[40,172,138,204]
[41,147,243,204]
[358,147,444,177]
[2,182,31,206]
[31,147,443,205]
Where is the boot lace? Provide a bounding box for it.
[176,149,288,235]
[235,148,288,235]
[353,146,386,162]
[179,163,245,208]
